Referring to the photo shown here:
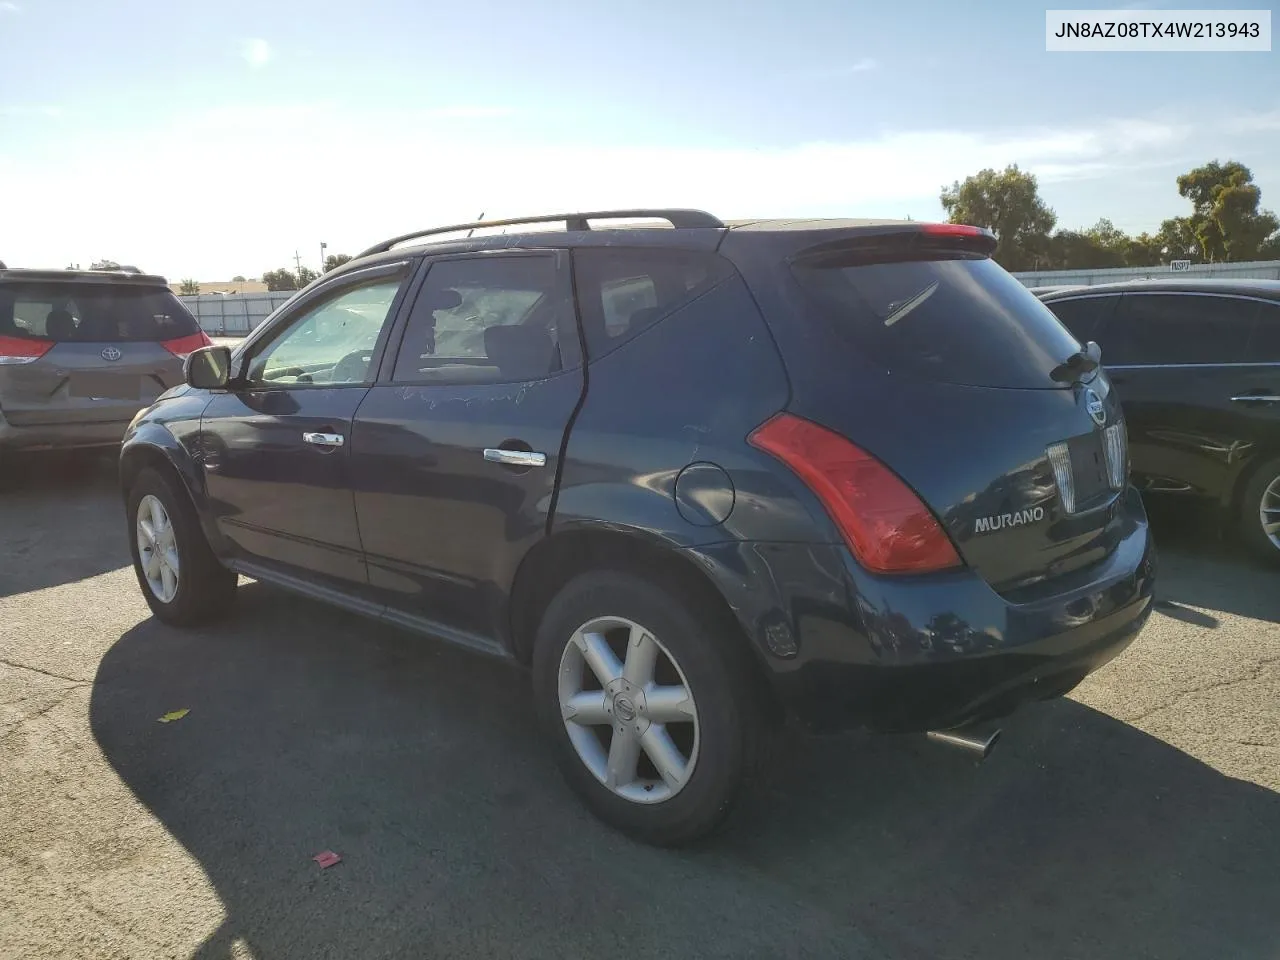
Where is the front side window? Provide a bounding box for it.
[1106,294,1258,365]
[391,255,575,384]
[246,274,405,385]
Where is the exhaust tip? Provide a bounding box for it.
[927,726,1002,760]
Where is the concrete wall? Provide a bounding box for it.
[184,260,1280,336]
[181,291,294,335]
[1012,259,1280,288]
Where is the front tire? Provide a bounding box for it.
[532,571,766,846]
[127,467,237,625]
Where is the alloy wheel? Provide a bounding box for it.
[136,494,180,604]
[1261,475,1280,551]
[557,616,699,804]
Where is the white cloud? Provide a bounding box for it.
[0,2,21,13]
[788,58,879,79]
[240,38,273,68]
[0,109,1256,279]
[422,106,514,119]
[0,105,63,117]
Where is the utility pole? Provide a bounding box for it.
[293,250,303,279]
[320,241,328,272]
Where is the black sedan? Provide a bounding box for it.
[1040,278,1280,560]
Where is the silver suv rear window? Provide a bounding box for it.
[0,283,200,342]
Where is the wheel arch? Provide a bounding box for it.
[507,524,782,719]
[1224,444,1280,513]
[119,430,223,553]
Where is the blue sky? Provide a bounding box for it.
[1,0,1278,279]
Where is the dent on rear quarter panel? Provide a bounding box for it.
[553,274,824,546]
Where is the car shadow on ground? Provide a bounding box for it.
[0,453,129,599]
[90,581,1280,960]
[1144,497,1280,624]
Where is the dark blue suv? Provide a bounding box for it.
[120,210,1156,845]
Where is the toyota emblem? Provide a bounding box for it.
[101,346,122,362]
[1085,388,1106,427]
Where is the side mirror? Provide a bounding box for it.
[185,345,232,389]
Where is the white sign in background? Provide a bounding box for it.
[1046,10,1271,52]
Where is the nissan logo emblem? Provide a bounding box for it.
[101,346,122,362]
[1085,388,1106,427]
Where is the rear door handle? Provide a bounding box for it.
[1229,395,1280,404]
[303,432,345,448]
[483,448,547,467]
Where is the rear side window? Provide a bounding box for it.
[1248,301,1280,361]
[1106,294,1257,365]
[0,283,200,342]
[573,248,735,358]
[1044,295,1115,345]
[790,255,1081,389]
[392,254,578,384]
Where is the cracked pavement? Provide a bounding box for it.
[0,456,1277,960]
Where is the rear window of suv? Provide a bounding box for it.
[790,255,1082,389]
[0,282,200,342]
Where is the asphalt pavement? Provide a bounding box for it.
[1,455,1277,960]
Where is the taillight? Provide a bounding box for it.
[919,222,992,240]
[161,331,213,359]
[748,413,962,575]
[0,336,54,365]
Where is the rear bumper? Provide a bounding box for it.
[687,486,1156,733]
[0,415,130,452]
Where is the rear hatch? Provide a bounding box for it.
[776,226,1128,595]
[0,279,208,427]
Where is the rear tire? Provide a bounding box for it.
[531,570,767,846]
[1239,456,1280,565]
[127,467,237,625]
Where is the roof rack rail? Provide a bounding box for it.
[356,208,725,259]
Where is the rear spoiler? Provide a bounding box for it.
[788,223,998,267]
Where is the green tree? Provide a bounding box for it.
[296,266,319,287]
[1176,160,1279,262]
[231,275,247,283]
[1155,217,1200,261]
[323,253,352,272]
[178,278,200,296]
[261,268,298,292]
[939,165,1057,271]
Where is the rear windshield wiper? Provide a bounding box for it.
[882,281,939,328]
[1050,341,1102,383]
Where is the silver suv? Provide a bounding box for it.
[0,268,210,463]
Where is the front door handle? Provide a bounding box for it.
[303,432,345,448]
[483,448,547,468]
[1229,394,1280,405]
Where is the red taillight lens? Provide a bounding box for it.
[161,331,213,359]
[749,413,962,575]
[0,336,55,364]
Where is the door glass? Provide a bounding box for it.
[392,256,576,383]
[246,275,405,385]
[1044,295,1115,346]
[1106,294,1258,365]
[573,248,734,357]
[1247,301,1280,361]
